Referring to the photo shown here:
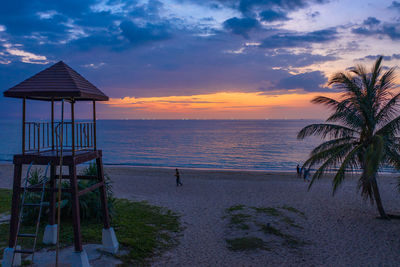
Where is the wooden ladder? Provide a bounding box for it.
[12,162,50,266]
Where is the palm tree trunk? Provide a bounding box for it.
[371,176,388,219]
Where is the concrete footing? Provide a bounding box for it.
[102,227,119,254]
[71,249,91,267]
[1,246,21,267]
[43,224,58,244]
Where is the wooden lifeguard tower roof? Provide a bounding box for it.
[3,61,108,101]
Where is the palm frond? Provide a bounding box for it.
[383,147,400,170]
[326,108,364,129]
[376,115,400,136]
[307,143,357,189]
[311,96,340,108]
[352,64,370,95]
[297,123,358,140]
[369,56,383,93]
[376,66,397,98]
[329,72,372,123]
[376,92,400,127]
[332,144,363,194]
[311,137,358,155]
[329,72,361,97]
[303,142,356,169]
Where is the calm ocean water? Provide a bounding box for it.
[0,119,324,171]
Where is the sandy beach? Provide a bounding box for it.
[0,163,399,266]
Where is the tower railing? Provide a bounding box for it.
[24,121,95,154]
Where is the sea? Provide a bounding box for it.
[0,119,319,171]
[0,119,396,173]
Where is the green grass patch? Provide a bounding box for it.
[251,207,281,217]
[0,189,12,214]
[230,213,252,225]
[226,204,245,213]
[226,237,269,251]
[281,216,303,229]
[223,204,308,252]
[259,223,304,248]
[259,224,285,238]
[280,205,306,217]
[0,189,181,266]
[237,223,250,230]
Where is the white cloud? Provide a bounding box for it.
[3,43,48,64]
[83,62,106,69]
[0,25,6,32]
[0,51,11,64]
[90,0,125,13]
[225,47,245,54]
[245,42,261,46]
[37,10,58,19]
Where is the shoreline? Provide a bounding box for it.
[1,161,399,176]
[0,162,397,191]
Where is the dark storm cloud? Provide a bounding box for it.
[208,0,330,38]
[178,0,329,15]
[259,10,289,22]
[0,0,96,36]
[120,21,172,45]
[223,17,260,38]
[358,54,400,61]
[275,71,330,92]
[352,16,400,40]
[389,1,400,10]
[0,0,171,47]
[269,52,338,67]
[235,0,329,15]
[261,28,338,49]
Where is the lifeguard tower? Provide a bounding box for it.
[1,61,119,267]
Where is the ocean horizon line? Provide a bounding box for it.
[0,118,325,122]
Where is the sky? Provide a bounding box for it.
[1,0,400,120]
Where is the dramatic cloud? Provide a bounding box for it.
[120,21,172,45]
[358,54,400,61]
[223,17,259,38]
[235,0,329,15]
[269,52,338,68]
[259,9,289,22]
[275,71,329,92]
[261,28,338,48]
[389,1,400,10]
[352,16,400,40]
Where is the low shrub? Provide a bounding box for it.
[23,162,114,223]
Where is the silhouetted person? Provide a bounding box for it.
[175,168,183,186]
[296,164,300,177]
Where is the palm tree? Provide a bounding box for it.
[297,56,399,219]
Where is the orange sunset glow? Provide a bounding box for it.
[103,91,339,119]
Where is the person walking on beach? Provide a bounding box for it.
[175,168,183,186]
[296,164,300,177]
